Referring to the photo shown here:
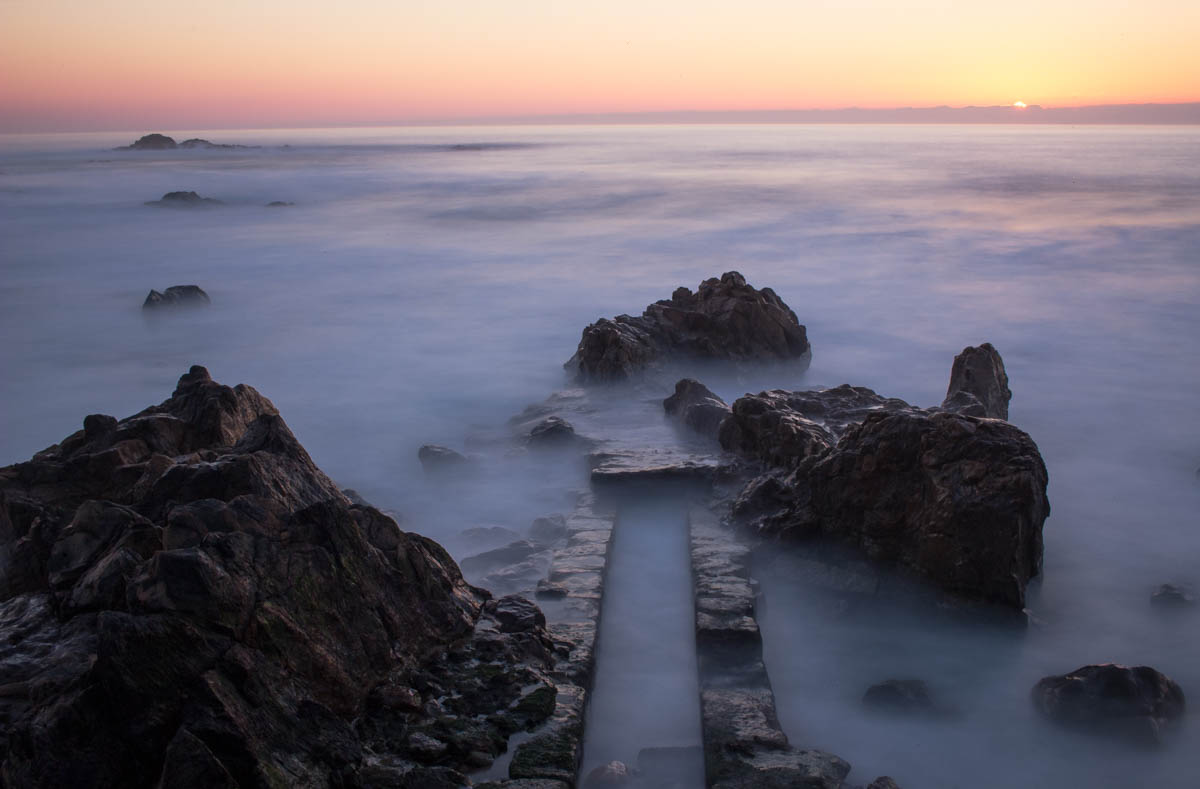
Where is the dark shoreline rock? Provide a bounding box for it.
[565,272,810,383]
[664,378,730,439]
[0,366,561,787]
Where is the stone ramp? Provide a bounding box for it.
[688,505,851,789]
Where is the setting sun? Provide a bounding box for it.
[1014,101,1028,108]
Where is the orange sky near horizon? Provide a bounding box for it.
[2,0,1198,131]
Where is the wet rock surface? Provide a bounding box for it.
[0,366,563,787]
[566,272,810,383]
[1031,663,1186,745]
[142,284,211,310]
[725,347,1049,609]
[664,379,731,439]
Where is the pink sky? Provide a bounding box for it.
[3,0,1198,132]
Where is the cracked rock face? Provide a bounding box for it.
[725,346,1049,610]
[0,366,558,787]
[566,272,810,383]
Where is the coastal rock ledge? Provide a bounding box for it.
[565,272,810,383]
[0,366,562,788]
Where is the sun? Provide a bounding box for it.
[1013,101,1028,109]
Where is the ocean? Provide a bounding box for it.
[1,124,1198,787]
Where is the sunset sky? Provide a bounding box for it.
[2,0,1198,132]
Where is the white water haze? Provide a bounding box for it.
[1,125,1198,787]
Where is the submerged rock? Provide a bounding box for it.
[726,345,1049,609]
[144,190,223,207]
[941,342,1012,419]
[142,284,210,310]
[1150,583,1195,608]
[525,416,580,449]
[0,366,559,786]
[1032,663,1186,745]
[417,443,470,473]
[664,378,731,439]
[862,679,941,717]
[565,271,810,382]
[583,760,634,787]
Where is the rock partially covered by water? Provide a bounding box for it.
[145,190,223,207]
[1150,583,1195,609]
[566,272,810,382]
[664,378,731,439]
[942,343,1012,419]
[418,443,470,473]
[863,679,940,716]
[0,366,558,786]
[142,285,210,310]
[1032,664,1186,745]
[726,346,1049,609]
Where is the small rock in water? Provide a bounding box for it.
[584,761,634,787]
[145,190,224,207]
[1031,663,1186,745]
[529,513,568,544]
[526,416,580,448]
[863,679,940,716]
[1150,583,1195,608]
[266,200,294,207]
[664,378,730,439]
[417,443,470,473]
[142,285,210,310]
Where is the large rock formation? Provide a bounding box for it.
[565,272,810,383]
[0,367,559,787]
[1032,664,1186,745]
[724,346,1049,609]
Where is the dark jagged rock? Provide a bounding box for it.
[0,366,561,787]
[1032,663,1186,745]
[1150,583,1195,608]
[265,200,294,207]
[863,679,939,716]
[865,778,903,789]
[142,285,210,310]
[565,272,810,382]
[119,133,177,150]
[725,347,1048,610]
[144,191,223,207]
[942,343,1012,419]
[664,378,731,439]
[417,444,470,473]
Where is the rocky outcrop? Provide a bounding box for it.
[418,444,470,473]
[724,347,1049,610]
[142,285,210,310]
[145,191,224,207]
[1031,664,1186,745]
[0,366,563,787]
[565,272,810,383]
[941,343,1011,419]
[119,134,178,150]
[664,379,730,439]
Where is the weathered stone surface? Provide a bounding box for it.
[1032,663,1186,745]
[526,417,582,449]
[725,347,1048,609]
[142,285,210,310]
[144,191,223,207]
[566,272,810,382]
[589,449,721,485]
[0,366,560,787]
[489,595,548,633]
[942,343,1012,420]
[462,540,544,575]
[529,514,568,545]
[664,378,731,439]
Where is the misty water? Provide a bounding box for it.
[1,125,1198,787]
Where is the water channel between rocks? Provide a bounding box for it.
[580,493,706,787]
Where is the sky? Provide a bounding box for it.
[2,0,1199,132]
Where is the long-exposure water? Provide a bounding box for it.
[1,124,1198,787]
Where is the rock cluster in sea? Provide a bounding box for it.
[142,284,211,310]
[118,134,252,151]
[565,271,810,382]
